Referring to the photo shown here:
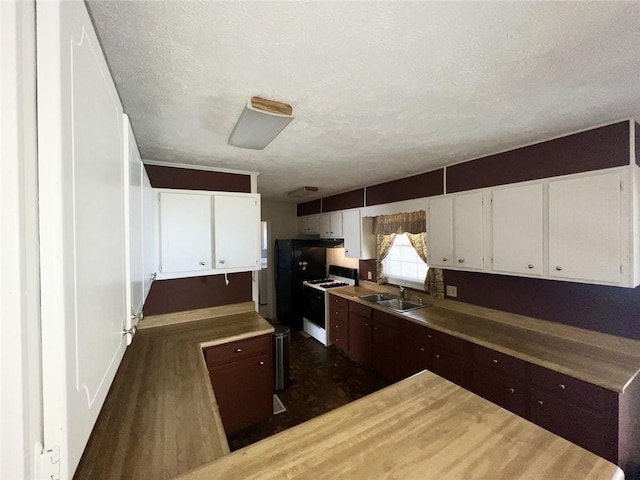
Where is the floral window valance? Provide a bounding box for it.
[372,210,426,235]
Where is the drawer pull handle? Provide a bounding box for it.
[235,348,242,353]
[509,388,515,394]
[420,347,425,352]
[435,354,441,359]
[258,361,265,366]
[427,334,432,339]
[527,264,534,269]
[558,383,566,390]
[538,400,544,406]
[364,323,369,327]
[492,359,499,364]
[336,325,339,329]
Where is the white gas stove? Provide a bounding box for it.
[302,265,358,346]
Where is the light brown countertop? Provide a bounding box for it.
[74,304,273,480]
[332,285,640,392]
[179,369,623,480]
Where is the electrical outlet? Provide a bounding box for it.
[367,271,372,280]
[446,285,458,297]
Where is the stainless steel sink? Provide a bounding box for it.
[358,293,400,303]
[376,298,425,312]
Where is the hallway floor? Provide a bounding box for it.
[226,331,390,451]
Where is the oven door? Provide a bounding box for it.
[302,285,326,329]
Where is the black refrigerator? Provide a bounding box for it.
[274,239,331,331]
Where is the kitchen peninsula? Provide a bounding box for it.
[75,292,638,480]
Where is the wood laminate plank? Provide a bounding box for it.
[332,286,640,392]
[74,311,273,480]
[178,371,622,480]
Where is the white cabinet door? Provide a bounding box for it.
[548,172,622,283]
[454,192,484,270]
[342,210,361,258]
[428,196,453,267]
[492,184,543,276]
[159,192,212,273]
[37,1,128,476]
[297,216,308,234]
[124,115,144,338]
[213,194,260,270]
[319,214,331,237]
[142,167,155,301]
[306,214,319,234]
[330,212,343,238]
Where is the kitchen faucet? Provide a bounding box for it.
[399,286,405,299]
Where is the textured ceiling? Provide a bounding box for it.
[86,1,640,201]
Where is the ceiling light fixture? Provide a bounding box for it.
[228,96,294,150]
[287,186,319,198]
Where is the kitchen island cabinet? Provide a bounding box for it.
[347,302,372,365]
[372,310,403,382]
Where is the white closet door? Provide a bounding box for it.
[548,172,622,284]
[142,167,155,302]
[454,192,484,270]
[492,183,543,275]
[37,1,128,477]
[213,194,260,269]
[159,192,212,273]
[428,196,453,267]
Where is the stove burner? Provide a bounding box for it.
[320,282,349,288]
[307,278,332,284]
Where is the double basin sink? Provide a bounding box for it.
[358,293,426,312]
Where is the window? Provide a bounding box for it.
[382,233,428,289]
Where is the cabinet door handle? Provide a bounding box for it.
[555,266,563,271]
[509,388,515,394]
[258,360,265,366]
[235,348,242,353]
[558,383,566,390]
[435,354,440,359]
[336,324,339,329]
[492,359,499,364]
[538,400,544,406]
[442,258,448,262]
[427,334,432,339]
[527,264,534,269]
[364,323,369,327]
[420,347,425,352]
[458,259,465,263]
[199,261,206,266]
[374,327,378,331]
[219,260,226,265]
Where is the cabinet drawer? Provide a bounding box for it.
[403,320,435,341]
[432,347,467,386]
[349,301,372,318]
[472,364,526,417]
[329,306,348,323]
[529,386,618,463]
[330,316,348,333]
[204,334,271,368]
[331,331,349,351]
[433,331,466,356]
[329,294,348,310]
[472,344,526,378]
[529,363,616,413]
[372,309,400,330]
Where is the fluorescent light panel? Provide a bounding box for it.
[228,97,294,150]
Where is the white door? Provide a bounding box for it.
[330,212,343,238]
[454,192,484,270]
[142,167,156,301]
[342,210,361,258]
[37,1,128,477]
[124,115,144,339]
[492,183,543,276]
[159,192,212,273]
[213,194,260,270]
[548,172,622,283]
[428,196,453,267]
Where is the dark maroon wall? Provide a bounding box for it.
[144,272,253,316]
[145,165,251,192]
[144,165,253,315]
[366,169,444,206]
[322,189,365,213]
[359,259,377,282]
[443,270,640,340]
[446,122,630,193]
[635,122,639,166]
[297,199,322,216]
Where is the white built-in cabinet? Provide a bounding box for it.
[427,193,483,270]
[297,214,319,235]
[157,189,261,278]
[548,172,622,284]
[142,170,156,298]
[427,167,635,287]
[342,209,376,259]
[491,183,543,276]
[319,212,343,238]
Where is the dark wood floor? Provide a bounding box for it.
[226,330,390,451]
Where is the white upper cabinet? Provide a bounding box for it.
[142,168,156,300]
[320,212,343,238]
[548,172,622,284]
[159,192,212,274]
[428,196,454,267]
[297,214,319,235]
[428,193,483,270]
[492,183,543,276]
[213,194,260,270]
[453,192,484,270]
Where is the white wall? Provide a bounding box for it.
[326,248,359,270]
[260,200,297,319]
[1,1,42,478]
